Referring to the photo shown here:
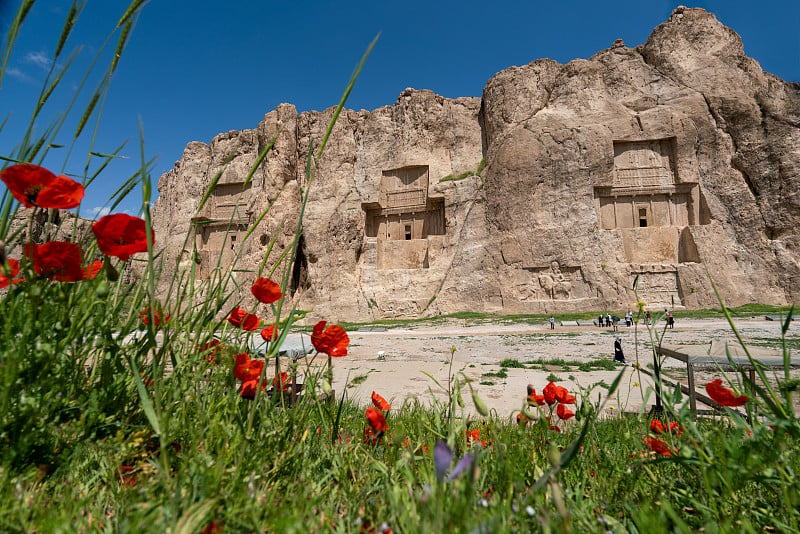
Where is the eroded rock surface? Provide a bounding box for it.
[152,8,800,321]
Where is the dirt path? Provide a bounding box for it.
[324,316,798,418]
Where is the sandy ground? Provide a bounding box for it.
[311,316,800,418]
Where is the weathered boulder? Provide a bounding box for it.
[151,7,799,320]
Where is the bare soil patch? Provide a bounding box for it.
[327,317,799,417]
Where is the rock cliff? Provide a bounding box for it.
[152,7,800,320]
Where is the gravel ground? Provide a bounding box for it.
[321,316,799,418]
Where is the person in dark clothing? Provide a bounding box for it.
[614,336,628,364]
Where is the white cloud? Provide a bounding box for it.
[5,67,33,83]
[88,206,111,218]
[24,51,52,70]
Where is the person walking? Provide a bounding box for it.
[549,315,555,330]
[614,336,628,364]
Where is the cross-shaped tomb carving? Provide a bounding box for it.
[594,138,702,230]
[361,166,445,242]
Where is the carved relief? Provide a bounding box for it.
[632,267,683,306]
[613,139,676,189]
[520,262,590,301]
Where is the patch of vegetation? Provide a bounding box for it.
[482,369,508,379]
[499,358,526,369]
[577,358,617,372]
[479,380,495,386]
[439,170,474,183]
[747,336,800,350]
[528,357,570,368]
[349,374,370,387]
[546,373,562,382]
[333,305,794,332]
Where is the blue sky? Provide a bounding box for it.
[1,1,798,218]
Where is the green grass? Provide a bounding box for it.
[335,305,795,332]
[577,358,618,372]
[499,358,526,368]
[482,369,508,379]
[349,373,370,387]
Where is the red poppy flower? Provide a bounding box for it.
[260,325,279,342]
[0,258,23,288]
[91,213,153,261]
[25,241,84,282]
[139,306,171,328]
[251,277,282,304]
[363,426,379,446]
[311,321,349,357]
[227,306,260,331]
[705,378,749,407]
[200,339,223,364]
[366,407,388,433]
[555,386,576,405]
[644,436,674,457]
[527,389,545,406]
[517,413,528,426]
[0,163,84,209]
[466,428,481,443]
[543,381,558,405]
[240,378,266,399]
[545,417,561,432]
[556,403,575,421]
[650,419,666,434]
[273,371,291,392]
[83,259,103,280]
[669,422,682,436]
[371,391,391,411]
[234,356,264,382]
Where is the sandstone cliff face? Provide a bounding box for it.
[477,6,799,314]
[152,7,799,321]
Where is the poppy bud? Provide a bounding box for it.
[104,259,119,282]
[582,399,595,419]
[472,389,489,417]
[548,445,561,468]
[95,280,110,298]
[321,379,332,396]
